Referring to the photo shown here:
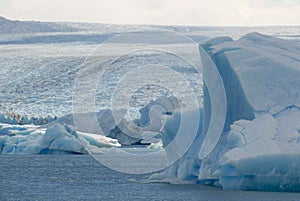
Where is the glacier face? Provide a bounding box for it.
[152,33,300,191]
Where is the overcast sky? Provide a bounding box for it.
[0,0,299,26]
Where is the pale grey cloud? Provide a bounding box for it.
[1,0,299,25]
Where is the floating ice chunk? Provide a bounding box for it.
[38,124,88,154]
[138,96,180,127]
[147,140,163,150]
[78,131,121,148]
[0,122,122,154]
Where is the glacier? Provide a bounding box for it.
[150,33,300,191]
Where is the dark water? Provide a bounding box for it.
[0,155,299,201]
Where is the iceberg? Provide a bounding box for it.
[151,33,300,191]
[0,94,175,154]
[0,94,173,155]
[38,124,88,154]
[203,33,300,191]
[48,96,178,146]
[45,109,142,145]
[0,123,120,154]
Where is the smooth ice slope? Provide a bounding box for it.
[152,33,300,192]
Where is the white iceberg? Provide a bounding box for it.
[78,131,121,149]
[147,140,163,150]
[48,96,177,146]
[0,96,172,154]
[203,32,300,191]
[152,33,300,191]
[0,123,120,154]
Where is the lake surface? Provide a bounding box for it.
[1,155,299,201]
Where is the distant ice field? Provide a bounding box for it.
[0,26,299,119]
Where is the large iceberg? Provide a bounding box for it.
[151,33,300,191]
